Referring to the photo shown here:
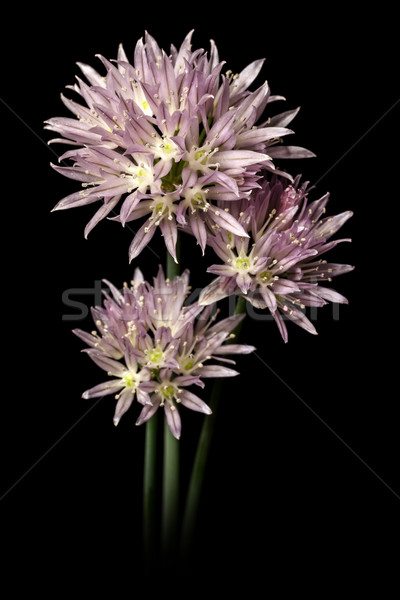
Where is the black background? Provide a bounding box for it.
[1,4,399,593]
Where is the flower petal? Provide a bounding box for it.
[198,278,229,306]
[160,217,178,263]
[136,400,160,427]
[230,58,265,98]
[268,107,300,128]
[120,192,141,226]
[216,150,271,169]
[82,379,123,399]
[84,195,121,238]
[85,350,126,376]
[129,222,157,262]
[267,145,316,159]
[179,390,212,415]
[282,305,318,336]
[272,310,288,343]
[73,328,98,348]
[212,344,256,355]
[237,127,293,148]
[314,287,349,304]
[208,206,249,237]
[164,403,181,440]
[207,264,236,277]
[189,212,208,254]
[136,387,152,405]
[113,388,135,426]
[197,365,239,378]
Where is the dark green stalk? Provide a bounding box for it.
[161,241,181,557]
[143,411,158,564]
[180,295,247,558]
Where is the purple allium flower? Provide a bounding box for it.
[199,175,354,342]
[46,30,313,261]
[73,266,254,438]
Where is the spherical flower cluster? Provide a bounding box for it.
[199,174,354,342]
[46,30,313,261]
[73,266,255,438]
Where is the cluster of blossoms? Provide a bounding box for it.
[46,30,313,261]
[74,266,254,439]
[48,31,353,435]
[200,175,354,341]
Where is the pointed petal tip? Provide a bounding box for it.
[113,417,120,426]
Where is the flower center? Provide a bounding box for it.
[122,372,137,388]
[235,256,251,270]
[187,143,220,174]
[163,142,174,154]
[192,192,204,206]
[194,149,207,163]
[148,348,164,365]
[162,384,175,398]
[155,202,168,215]
[259,270,272,282]
[153,137,179,163]
[122,162,154,193]
[183,186,210,213]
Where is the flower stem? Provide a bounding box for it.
[180,379,222,559]
[162,420,180,556]
[180,295,247,558]
[161,242,181,558]
[143,411,158,565]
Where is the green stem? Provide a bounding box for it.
[180,295,247,558]
[166,238,181,280]
[180,379,222,559]
[161,240,181,558]
[162,420,180,556]
[143,411,158,564]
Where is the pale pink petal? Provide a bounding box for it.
[267,145,316,159]
[84,195,121,238]
[164,403,182,440]
[82,379,122,399]
[213,344,256,355]
[129,222,157,262]
[198,365,239,377]
[198,278,229,306]
[136,400,160,426]
[85,350,126,376]
[179,390,212,414]
[314,287,349,304]
[208,206,249,237]
[113,389,135,426]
